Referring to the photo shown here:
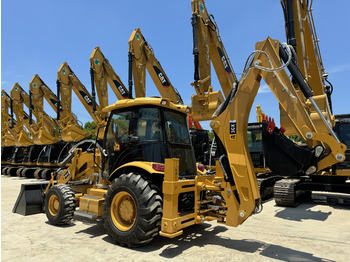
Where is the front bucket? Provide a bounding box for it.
[12,182,49,215]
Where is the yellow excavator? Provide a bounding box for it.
[13,33,346,248]
[271,0,350,206]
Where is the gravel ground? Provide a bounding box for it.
[2,175,350,262]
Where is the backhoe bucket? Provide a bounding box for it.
[262,121,315,176]
[12,182,49,215]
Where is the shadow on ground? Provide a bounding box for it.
[136,224,334,262]
[274,203,332,222]
[52,213,334,261]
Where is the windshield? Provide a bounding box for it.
[164,110,191,144]
[248,129,263,153]
[338,123,350,150]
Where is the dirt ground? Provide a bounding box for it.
[1,175,350,262]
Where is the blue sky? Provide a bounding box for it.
[2,0,350,130]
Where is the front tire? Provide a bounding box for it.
[45,184,76,225]
[103,173,162,247]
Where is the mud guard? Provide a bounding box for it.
[12,182,49,215]
[262,121,315,176]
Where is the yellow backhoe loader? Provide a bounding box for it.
[13,36,346,248]
[4,83,72,179]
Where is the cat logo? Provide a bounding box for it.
[114,142,120,151]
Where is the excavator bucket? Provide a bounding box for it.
[262,120,315,176]
[12,182,49,215]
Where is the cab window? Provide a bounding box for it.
[136,108,163,142]
[164,110,190,144]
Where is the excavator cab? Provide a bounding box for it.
[103,104,197,182]
[334,114,350,170]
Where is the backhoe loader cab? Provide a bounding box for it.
[102,98,197,182]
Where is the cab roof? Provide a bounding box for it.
[102,97,191,115]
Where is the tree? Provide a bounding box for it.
[208,130,215,143]
[84,121,97,140]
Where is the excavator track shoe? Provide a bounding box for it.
[274,179,311,207]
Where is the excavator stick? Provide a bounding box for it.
[12,182,49,215]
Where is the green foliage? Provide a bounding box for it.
[84,121,97,140]
[288,135,303,143]
[208,130,215,143]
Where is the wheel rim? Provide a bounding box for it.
[48,195,60,216]
[111,191,136,231]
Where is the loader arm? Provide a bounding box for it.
[190,0,238,121]
[128,28,183,105]
[57,62,105,139]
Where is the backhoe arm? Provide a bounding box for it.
[30,74,84,143]
[210,38,346,194]
[57,62,105,139]
[12,82,59,145]
[210,38,346,224]
[128,28,183,105]
[10,83,34,146]
[190,0,238,121]
[90,46,130,105]
[28,75,61,144]
[1,90,16,146]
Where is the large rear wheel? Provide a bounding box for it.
[45,184,76,225]
[103,173,162,247]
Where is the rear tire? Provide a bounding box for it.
[45,184,76,225]
[103,173,162,247]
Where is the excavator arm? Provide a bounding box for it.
[128,28,183,105]
[190,0,238,121]
[57,62,105,139]
[280,0,333,135]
